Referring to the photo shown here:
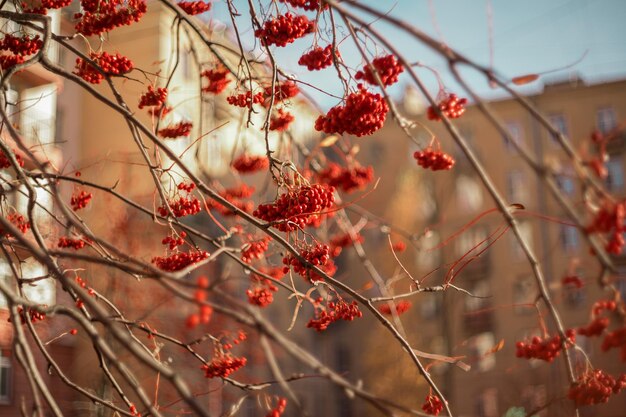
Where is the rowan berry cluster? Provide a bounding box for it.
[578,317,610,337]
[0,55,25,70]
[14,307,46,324]
[226,91,264,108]
[201,67,231,94]
[265,398,287,417]
[298,45,337,71]
[177,182,195,193]
[74,52,134,84]
[254,13,315,47]
[22,0,72,13]
[561,274,584,289]
[0,34,43,56]
[158,121,193,138]
[265,109,294,131]
[177,0,211,15]
[586,200,626,254]
[0,149,24,169]
[74,0,147,37]
[379,300,412,316]
[278,0,326,11]
[318,162,374,193]
[422,394,443,416]
[282,243,330,278]
[138,86,168,109]
[152,249,209,272]
[264,81,300,104]
[515,329,576,362]
[129,403,141,417]
[201,355,247,378]
[329,232,364,257]
[1,212,30,236]
[568,369,626,406]
[601,327,626,361]
[391,241,407,252]
[241,237,271,263]
[315,85,389,137]
[307,298,362,331]
[232,154,269,174]
[71,190,93,211]
[246,284,277,307]
[254,183,335,232]
[158,195,201,217]
[161,232,186,250]
[413,147,456,171]
[355,54,404,87]
[58,236,87,250]
[427,93,468,121]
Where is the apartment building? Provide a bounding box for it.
[350,77,626,417]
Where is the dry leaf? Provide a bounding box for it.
[511,74,539,85]
[319,135,339,147]
[487,339,505,355]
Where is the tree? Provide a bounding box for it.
[0,1,624,416]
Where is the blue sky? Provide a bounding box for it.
[210,0,626,108]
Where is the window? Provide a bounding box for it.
[456,175,483,212]
[476,387,498,417]
[556,173,575,195]
[548,113,568,143]
[504,121,524,151]
[456,226,489,258]
[559,225,579,252]
[468,332,496,372]
[420,294,440,319]
[596,107,617,134]
[0,349,11,404]
[513,275,535,314]
[464,280,491,313]
[507,170,528,203]
[564,268,586,307]
[605,159,624,192]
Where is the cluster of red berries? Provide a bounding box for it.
[177,182,195,192]
[22,0,72,13]
[308,258,336,282]
[264,81,300,105]
[593,300,617,316]
[186,276,214,328]
[269,109,295,131]
[129,403,141,417]
[231,154,269,174]
[0,55,24,70]
[307,299,362,331]
[74,0,147,37]
[568,369,626,406]
[201,67,231,94]
[265,398,287,417]
[58,236,87,250]
[158,121,193,138]
[1,212,30,236]
[177,0,211,15]
[161,232,187,250]
[0,33,43,56]
[413,147,455,171]
[391,241,407,252]
[0,149,24,169]
[241,237,271,263]
[601,327,626,361]
[355,54,403,87]
[71,190,93,211]
[138,86,168,109]
[74,52,134,84]
[158,196,201,218]
[315,85,389,137]
[254,183,335,232]
[427,93,468,121]
[329,232,364,257]
[378,300,412,316]
[298,45,337,71]
[201,355,247,378]
[246,283,277,307]
[422,394,443,416]
[254,13,315,47]
[586,200,626,254]
[14,307,46,324]
[515,329,576,362]
[226,91,264,108]
[278,0,326,11]
[578,317,610,337]
[318,162,374,193]
[152,249,209,272]
[282,243,330,278]
[561,274,584,289]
